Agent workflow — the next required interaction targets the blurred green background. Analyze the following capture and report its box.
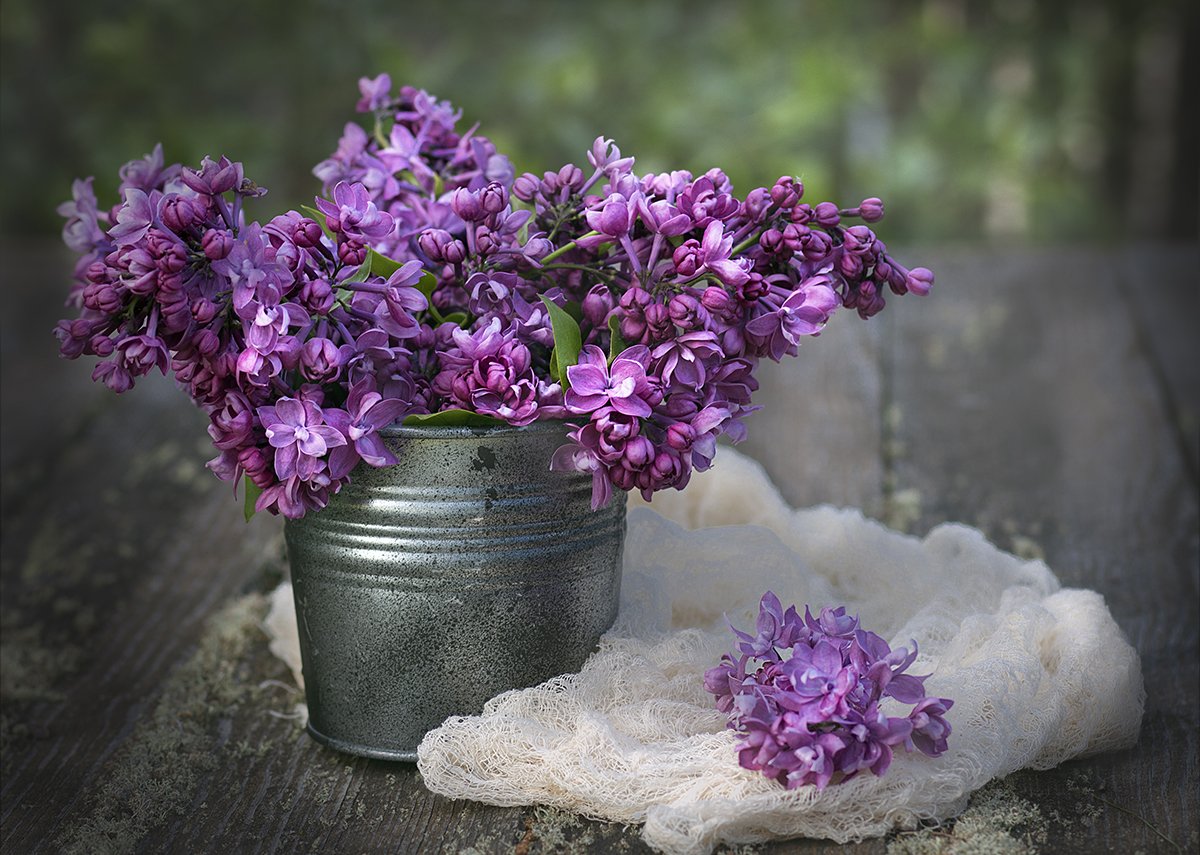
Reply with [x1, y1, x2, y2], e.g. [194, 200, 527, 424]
[2, 0, 1195, 242]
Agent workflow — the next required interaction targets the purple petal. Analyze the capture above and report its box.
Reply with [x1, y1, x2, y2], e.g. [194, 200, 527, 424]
[355, 432, 397, 467]
[273, 443, 298, 480]
[309, 424, 347, 448]
[275, 398, 305, 428]
[565, 363, 610, 396]
[609, 395, 652, 418]
[364, 399, 406, 430]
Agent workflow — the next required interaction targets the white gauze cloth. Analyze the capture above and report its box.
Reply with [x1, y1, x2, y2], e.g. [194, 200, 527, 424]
[265, 448, 1144, 854]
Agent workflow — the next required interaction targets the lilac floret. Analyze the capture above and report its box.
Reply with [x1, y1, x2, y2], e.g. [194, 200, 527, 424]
[564, 345, 657, 417]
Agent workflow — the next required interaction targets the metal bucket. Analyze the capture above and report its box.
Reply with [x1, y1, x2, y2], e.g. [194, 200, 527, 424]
[283, 421, 626, 761]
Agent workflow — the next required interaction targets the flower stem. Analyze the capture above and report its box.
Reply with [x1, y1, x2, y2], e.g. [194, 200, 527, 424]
[729, 232, 761, 258]
[540, 231, 599, 264]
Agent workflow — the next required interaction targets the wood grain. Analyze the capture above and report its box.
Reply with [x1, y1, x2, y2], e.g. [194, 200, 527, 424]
[2, 241, 1196, 854]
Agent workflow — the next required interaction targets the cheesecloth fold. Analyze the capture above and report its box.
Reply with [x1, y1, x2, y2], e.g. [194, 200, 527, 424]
[266, 448, 1143, 854]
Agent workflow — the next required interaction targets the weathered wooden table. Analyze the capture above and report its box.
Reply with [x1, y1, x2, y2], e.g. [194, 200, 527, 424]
[2, 242, 1196, 854]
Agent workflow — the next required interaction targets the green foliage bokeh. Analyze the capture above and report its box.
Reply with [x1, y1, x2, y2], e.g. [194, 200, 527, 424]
[1, 0, 1192, 241]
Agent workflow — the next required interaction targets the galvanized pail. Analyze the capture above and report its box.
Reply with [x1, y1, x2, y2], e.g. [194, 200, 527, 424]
[283, 421, 627, 761]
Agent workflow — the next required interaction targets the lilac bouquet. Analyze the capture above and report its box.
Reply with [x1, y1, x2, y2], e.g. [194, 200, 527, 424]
[705, 593, 953, 790]
[55, 74, 933, 519]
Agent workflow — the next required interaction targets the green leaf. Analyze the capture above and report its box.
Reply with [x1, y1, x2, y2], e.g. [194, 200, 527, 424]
[243, 479, 262, 523]
[607, 314, 629, 364]
[366, 248, 402, 278]
[344, 260, 372, 284]
[402, 409, 508, 427]
[539, 295, 583, 389]
[442, 311, 469, 327]
[414, 270, 439, 301]
[299, 205, 335, 241]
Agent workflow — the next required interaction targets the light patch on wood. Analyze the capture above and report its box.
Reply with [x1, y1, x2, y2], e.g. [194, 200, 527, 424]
[56, 593, 269, 855]
[887, 778, 1049, 855]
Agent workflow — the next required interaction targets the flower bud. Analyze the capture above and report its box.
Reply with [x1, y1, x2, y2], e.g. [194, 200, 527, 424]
[843, 225, 877, 257]
[759, 228, 785, 254]
[789, 203, 813, 225]
[443, 239, 467, 265]
[701, 286, 736, 317]
[191, 297, 217, 324]
[610, 465, 637, 492]
[668, 294, 705, 330]
[89, 334, 115, 357]
[619, 286, 653, 314]
[813, 202, 840, 227]
[666, 422, 695, 451]
[905, 267, 934, 297]
[160, 195, 197, 232]
[475, 227, 500, 256]
[338, 240, 367, 266]
[300, 337, 342, 382]
[512, 173, 540, 202]
[238, 446, 273, 487]
[83, 281, 123, 314]
[651, 449, 686, 486]
[417, 228, 448, 261]
[587, 195, 632, 237]
[202, 228, 234, 261]
[858, 197, 884, 223]
[275, 335, 303, 369]
[479, 182, 508, 214]
[736, 272, 769, 302]
[293, 217, 325, 248]
[450, 187, 484, 222]
[194, 328, 221, 357]
[644, 303, 672, 340]
[540, 171, 562, 195]
[581, 284, 614, 327]
[558, 163, 584, 190]
[85, 260, 110, 285]
[839, 251, 864, 279]
[672, 240, 702, 278]
[781, 223, 807, 251]
[620, 314, 647, 344]
[300, 278, 335, 314]
[744, 186, 772, 221]
[799, 229, 832, 262]
[521, 236, 552, 260]
[623, 436, 655, 469]
[770, 176, 803, 208]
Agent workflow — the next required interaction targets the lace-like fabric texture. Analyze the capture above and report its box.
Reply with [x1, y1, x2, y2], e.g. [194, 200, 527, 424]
[266, 449, 1143, 854]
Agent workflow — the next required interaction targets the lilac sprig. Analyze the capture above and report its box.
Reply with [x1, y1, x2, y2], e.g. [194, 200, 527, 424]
[704, 592, 953, 790]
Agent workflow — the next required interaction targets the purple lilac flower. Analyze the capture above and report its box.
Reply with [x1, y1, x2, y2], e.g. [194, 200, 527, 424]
[705, 592, 953, 790]
[564, 345, 657, 417]
[326, 378, 407, 477]
[745, 277, 840, 361]
[258, 398, 347, 481]
[357, 73, 393, 112]
[54, 81, 933, 521]
[315, 181, 395, 243]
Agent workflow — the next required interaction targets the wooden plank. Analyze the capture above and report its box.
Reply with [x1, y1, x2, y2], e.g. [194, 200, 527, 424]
[1120, 244, 1200, 481]
[888, 245, 1199, 853]
[0, 382, 284, 853]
